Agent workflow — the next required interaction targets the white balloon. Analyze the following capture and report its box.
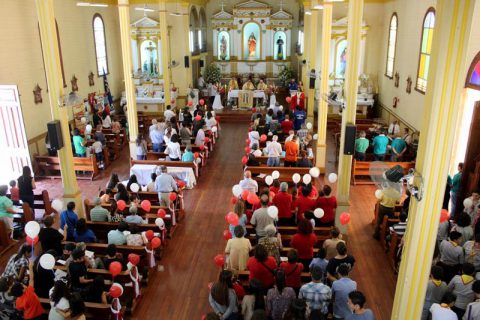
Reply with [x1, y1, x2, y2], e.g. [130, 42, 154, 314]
[292, 173, 301, 184]
[253, 150, 262, 157]
[375, 189, 384, 200]
[265, 175, 274, 186]
[130, 183, 140, 193]
[272, 170, 280, 179]
[232, 184, 242, 197]
[328, 173, 338, 183]
[279, 105, 284, 111]
[80, 117, 86, 124]
[267, 206, 279, 219]
[306, 122, 313, 130]
[463, 198, 473, 209]
[25, 221, 40, 238]
[313, 134, 318, 140]
[155, 218, 165, 229]
[268, 132, 273, 136]
[85, 124, 93, 134]
[39, 253, 55, 270]
[51, 199, 63, 212]
[309, 167, 320, 178]
[211, 126, 218, 133]
[314, 208, 325, 219]
[303, 174, 312, 185]
[196, 158, 202, 164]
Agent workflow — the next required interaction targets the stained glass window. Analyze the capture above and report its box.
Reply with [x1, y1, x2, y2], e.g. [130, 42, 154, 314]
[385, 13, 398, 78]
[466, 56, 480, 89]
[93, 15, 108, 76]
[416, 9, 435, 93]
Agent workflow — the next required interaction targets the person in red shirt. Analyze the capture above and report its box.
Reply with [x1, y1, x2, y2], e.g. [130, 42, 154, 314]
[280, 249, 304, 294]
[316, 185, 337, 226]
[273, 182, 293, 224]
[9, 180, 20, 205]
[295, 186, 316, 220]
[269, 179, 280, 195]
[290, 219, 317, 272]
[247, 244, 277, 289]
[10, 261, 45, 320]
[281, 114, 294, 135]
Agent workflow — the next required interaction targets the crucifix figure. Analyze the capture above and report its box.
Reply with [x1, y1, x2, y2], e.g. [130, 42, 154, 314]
[145, 41, 157, 75]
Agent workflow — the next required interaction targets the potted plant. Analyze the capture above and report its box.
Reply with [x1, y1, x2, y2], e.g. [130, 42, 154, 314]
[204, 64, 222, 84]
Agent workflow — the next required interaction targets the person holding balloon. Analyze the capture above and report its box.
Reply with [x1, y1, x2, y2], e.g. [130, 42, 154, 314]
[10, 260, 45, 320]
[32, 250, 57, 298]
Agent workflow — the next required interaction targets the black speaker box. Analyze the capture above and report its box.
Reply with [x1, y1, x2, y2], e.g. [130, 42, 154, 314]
[184, 56, 189, 68]
[199, 60, 204, 67]
[47, 120, 64, 150]
[343, 124, 356, 155]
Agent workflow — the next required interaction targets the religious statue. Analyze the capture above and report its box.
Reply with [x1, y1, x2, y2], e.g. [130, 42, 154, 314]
[248, 32, 257, 58]
[406, 76, 412, 94]
[339, 48, 347, 77]
[220, 35, 228, 60]
[394, 72, 400, 88]
[33, 84, 42, 104]
[276, 36, 284, 60]
[242, 79, 255, 90]
[88, 72, 95, 87]
[71, 75, 78, 92]
[228, 78, 239, 90]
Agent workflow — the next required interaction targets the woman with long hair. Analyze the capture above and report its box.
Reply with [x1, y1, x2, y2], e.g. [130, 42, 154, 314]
[106, 173, 120, 191]
[18, 166, 36, 212]
[229, 199, 247, 237]
[108, 201, 124, 223]
[209, 270, 239, 320]
[126, 174, 139, 192]
[165, 134, 182, 161]
[136, 134, 148, 160]
[85, 276, 107, 304]
[114, 183, 130, 204]
[33, 250, 57, 298]
[69, 293, 86, 320]
[1, 244, 32, 283]
[266, 269, 296, 320]
[49, 280, 71, 320]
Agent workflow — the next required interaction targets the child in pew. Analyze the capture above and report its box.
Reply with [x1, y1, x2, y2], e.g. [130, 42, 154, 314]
[95, 244, 125, 271]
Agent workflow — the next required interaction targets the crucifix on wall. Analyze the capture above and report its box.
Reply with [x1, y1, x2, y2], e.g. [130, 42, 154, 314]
[394, 72, 399, 88]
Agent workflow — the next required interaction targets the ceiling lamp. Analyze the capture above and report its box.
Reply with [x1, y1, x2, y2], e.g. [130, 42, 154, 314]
[135, 6, 155, 13]
[76, 2, 108, 7]
[305, 11, 312, 15]
[313, 5, 324, 10]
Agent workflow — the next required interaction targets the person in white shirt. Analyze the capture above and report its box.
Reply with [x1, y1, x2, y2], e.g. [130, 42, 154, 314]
[164, 124, 177, 144]
[195, 125, 206, 146]
[265, 135, 282, 167]
[149, 119, 158, 133]
[149, 124, 165, 153]
[164, 105, 176, 122]
[429, 292, 458, 320]
[403, 127, 412, 145]
[205, 112, 217, 130]
[165, 134, 182, 161]
[91, 136, 104, 169]
[146, 173, 157, 192]
[388, 120, 400, 136]
[102, 114, 112, 129]
[239, 170, 258, 194]
[248, 131, 260, 148]
[285, 130, 300, 147]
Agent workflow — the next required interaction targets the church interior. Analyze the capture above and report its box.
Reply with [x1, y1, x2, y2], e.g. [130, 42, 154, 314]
[1, 0, 480, 319]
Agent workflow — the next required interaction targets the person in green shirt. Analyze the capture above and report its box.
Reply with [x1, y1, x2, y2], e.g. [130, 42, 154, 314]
[390, 135, 407, 161]
[354, 131, 369, 161]
[0, 185, 16, 240]
[372, 129, 389, 161]
[72, 128, 86, 157]
[182, 147, 195, 162]
[450, 162, 463, 217]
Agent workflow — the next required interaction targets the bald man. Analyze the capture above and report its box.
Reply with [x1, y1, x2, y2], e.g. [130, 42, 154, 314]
[239, 170, 258, 194]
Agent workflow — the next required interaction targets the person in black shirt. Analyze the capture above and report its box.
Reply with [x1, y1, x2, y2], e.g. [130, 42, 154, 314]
[38, 216, 66, 256]
[100, 244, 124, 270]
[17, 166, 36, 212]
[182, 107, 193, 126]
[33, 250, 57, 298]
[326, 242, 356, 283]
[69, 248, 93, 292]
[85, 275, 107, 304]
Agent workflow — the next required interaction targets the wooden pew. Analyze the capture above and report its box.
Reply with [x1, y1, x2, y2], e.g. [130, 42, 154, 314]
[130, 159, 199, 180]
[389, 231, 403, 272]
[34, 155, 99, 180]
[351, 159, 415, 185]
[7, 189, 53, 217]
[102, 127, 127, 146]
[245, 166, 314, 185]
[146, 150, 205, 171]
[246, 233, 328, 247]
[104, 134, 120, 160]
[39, 298, 115, 319]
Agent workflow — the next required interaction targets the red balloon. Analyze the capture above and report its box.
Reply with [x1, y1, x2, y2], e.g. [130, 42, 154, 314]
[200, 145, 206, 151]
[214, 254, 225, 267]
[247, 193, 257, 205]
[109, 284, 123, 298]
[157, 208, 166, 219]
[260, 134, 267, 142]
[241, 190, 250, 201]
[226, 212, 239, 226]
[171, 99, 176, 104]
[187, 100, 193, 106]
[117, 200, 126, 211]
[109, 261, 122, 277]
[128, 253, 140, 266]
[286, 96, 292, 103]
[231, 196, 238, 205]
[245, 138, 251, 145]
[199, 99, 205, 106]
[194, 152, 199, 159]
[151, 237, 161, 249]
[340, 212, 351, 225]
[241, 156, 248, 165]
[223, 229, 232, 240]
[269, 191, 275, 199]
[177, 180, 186, 188]
[245, 147, 251, 153]
[205, 138, 210, 144]
[252, 108, 257, 113]
[169, 192, 177, 201]
[440, 209, 449, 223]
[145, 230, 155, 241]
[141, 200, 151, 212]
[195, 115, 202, 121]
[26, 236, 38, 246]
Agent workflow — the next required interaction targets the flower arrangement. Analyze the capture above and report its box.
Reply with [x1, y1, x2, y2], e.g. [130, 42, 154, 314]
[204, 64, 222, 84]
[278, 67, 295, 87]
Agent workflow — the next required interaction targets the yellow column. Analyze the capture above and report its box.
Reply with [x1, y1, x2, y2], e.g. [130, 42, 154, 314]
[392, 1, 475, 318]
[35, 0, 83, 216]
[118, 0, 139, 160]
[181, 2, 192, 89]
[159, 1, 171, 106]
[335, 0, 363, 232]
[306, 9, 318, 123]
[315, 3, 332, 172]
[301, 11, 311, 96]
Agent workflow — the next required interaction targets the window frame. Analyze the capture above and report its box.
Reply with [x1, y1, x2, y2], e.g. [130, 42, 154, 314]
[465, 51, 480, 91]
[92, 14, 109, 77]
[415, 7, 436, 94]
[384, 13, 398, 79]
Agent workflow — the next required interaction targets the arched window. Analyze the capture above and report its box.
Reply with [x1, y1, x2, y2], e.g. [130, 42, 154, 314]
[93, 14, 108, 76]
[385, 13, 398, 79]
[465, 51, 480, 90]
[416, 8, 435, 93]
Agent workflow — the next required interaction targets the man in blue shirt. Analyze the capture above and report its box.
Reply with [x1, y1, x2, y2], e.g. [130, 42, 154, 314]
[332, 264, 357, 319]
[293, 106, 306, 131]
[60, 201, 79, 241]
[149, 125, 164, 153]
[372, 129, 389, 161]
[299, 266, 332, 318]
[288, 78, 298, 92]
[390, 135, 407, 161]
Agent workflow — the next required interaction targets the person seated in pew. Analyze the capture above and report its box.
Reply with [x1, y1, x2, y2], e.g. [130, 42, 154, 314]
[73, 219, 97, 243]
[107, 222, 129, 245]
[247, 244, 277, 290]
[273, 182, 293, 225]
[146, 173, 157, 192]
[48, 279, 70, 320]
[155, 165, 179, 207]
[354, 131, 369, 161]
[316, 185, 337, 227]
[32, 250, 56, 298]
[290, 219, 317, 272]
[150, 124, 165, 153]
[298, 266, 331, 319]
[266, 269, 296, 320]
[69, 292, 87, 320]
[94, 125, 106, 146]
[125, 206, 146, 224]
[69, 248, 94, 293]
[326, 242, 356, 283]
[251, 194, 276, 239]
[309, 248, 329, 279]
[0, 276, 16, 317]
[390, 134, 407, 162]
[60, 202, 79, 241]
[85, 276, 108, 304]
[269, 179, 281, 196]
[296, 150, 312, 168]
[126, 224, 146, 246]
[225, 225, 252, 271]
[106, 173, 120, 192]
[294, 186, 316, 221]
[182, 147, 195, 163]
[39, 216, 66, 256]
[258, 225, 281, 264]
[180, 123, 193, 147]
[96, 244, 124, 271]
[280, 249, 304, 294]
[107, 201, 124, 223]
[114, 183, 130, 204]
[10, 261, 45, 320]
[60, 243, 76, 267]
[239, 171, 259, 195]
[90, 197, 109, 222]
[126, 174, 139, 193]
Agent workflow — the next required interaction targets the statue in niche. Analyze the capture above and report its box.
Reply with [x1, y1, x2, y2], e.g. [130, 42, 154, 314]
[88, 72, 95, 87]
[33, 84, 42, 104]
[394, 72, 399, 88]
[406, 76, 412, 94]
[248, 32, 257, 58]
[71, 75, 78, 92]
[339, 48, 347, 77]
[276, 36, 284, 60]
[220, 35, 228, 60]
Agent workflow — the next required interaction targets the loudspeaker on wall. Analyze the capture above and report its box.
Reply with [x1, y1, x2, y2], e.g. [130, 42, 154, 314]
[47, 120, 64, 150]
[184, 56, 189, 68]
[343, 124, 357, 155]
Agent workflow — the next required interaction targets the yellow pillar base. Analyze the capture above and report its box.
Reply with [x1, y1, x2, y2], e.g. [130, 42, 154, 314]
[315, 143, 327, 170]
[335, 202, 350, 234]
